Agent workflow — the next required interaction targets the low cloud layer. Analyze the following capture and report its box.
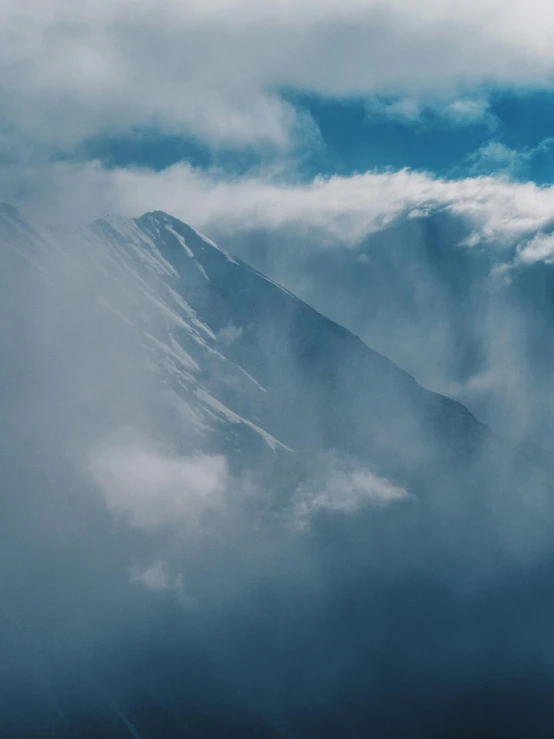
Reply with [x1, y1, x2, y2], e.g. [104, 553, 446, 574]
[10, 160, 554, 266]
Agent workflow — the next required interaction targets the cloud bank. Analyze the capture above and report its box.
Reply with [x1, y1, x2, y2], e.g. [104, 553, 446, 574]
[11, 160, 554, 266]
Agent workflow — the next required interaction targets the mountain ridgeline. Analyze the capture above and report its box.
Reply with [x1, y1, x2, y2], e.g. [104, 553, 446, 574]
[2, 204, 554, 738]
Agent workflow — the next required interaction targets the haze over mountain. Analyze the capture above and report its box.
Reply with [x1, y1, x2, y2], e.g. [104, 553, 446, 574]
[5, 0, 554, 735]
[214, 206, 554, 452]
[2, 203, 554, 737]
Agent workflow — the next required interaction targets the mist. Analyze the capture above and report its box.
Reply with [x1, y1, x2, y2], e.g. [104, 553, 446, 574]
[2, 204, 554, 739]
[215, 207, 554, 451]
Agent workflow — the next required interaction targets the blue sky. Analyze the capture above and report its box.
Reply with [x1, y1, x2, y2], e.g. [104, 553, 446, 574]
[79, 88, 554, 184]
[305, 90, 554, 183]
[3, 0, 554, 247]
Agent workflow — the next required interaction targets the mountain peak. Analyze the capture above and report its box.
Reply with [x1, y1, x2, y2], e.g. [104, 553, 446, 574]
[138, 210, 201, 238]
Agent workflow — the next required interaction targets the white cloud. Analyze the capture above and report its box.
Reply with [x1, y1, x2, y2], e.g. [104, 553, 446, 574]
[87, 440, 228, 530]
[290, 454, 409, 530]
[12, 159, 554, 268]
[517, 232, 554, 264]
[3, 0, 554, 154]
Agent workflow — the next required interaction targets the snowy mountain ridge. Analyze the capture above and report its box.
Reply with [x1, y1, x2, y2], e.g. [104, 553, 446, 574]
[2, 202, 554, 738]
[1, 202, 546, 484]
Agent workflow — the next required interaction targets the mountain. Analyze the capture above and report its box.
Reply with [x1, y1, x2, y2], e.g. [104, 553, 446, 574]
[216, 209, 554, 449]
[2, 204, 554, 738]
[0, 203, 495, 482]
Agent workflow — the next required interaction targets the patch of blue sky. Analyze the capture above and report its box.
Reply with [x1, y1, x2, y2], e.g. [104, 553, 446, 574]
[75, 88, 554, 186]
[78, 129, 264, 175]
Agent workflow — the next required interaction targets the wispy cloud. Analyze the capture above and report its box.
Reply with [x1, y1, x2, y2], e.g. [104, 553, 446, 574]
[12, 160, 554, 269]
[365, 94, 496, 128]
[290, 453, 409, 531]
[130, 560, 185, 592]
[463, 138, 554, 179]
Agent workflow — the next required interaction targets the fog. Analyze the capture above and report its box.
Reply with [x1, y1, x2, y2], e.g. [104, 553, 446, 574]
[2, 205, 554, 738]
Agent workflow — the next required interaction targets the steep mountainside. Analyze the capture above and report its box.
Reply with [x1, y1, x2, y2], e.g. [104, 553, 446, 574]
[217, 210, 554, 449]
[2, 204, 554, 738]
[0, 202, 504, 485]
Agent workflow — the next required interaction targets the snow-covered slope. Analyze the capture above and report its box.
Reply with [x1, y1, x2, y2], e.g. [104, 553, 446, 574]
[219, 210, 554, 451]
[2, 203, 554, 739]
[2, 201, 552, 537]
[0, 203, 490, 471]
